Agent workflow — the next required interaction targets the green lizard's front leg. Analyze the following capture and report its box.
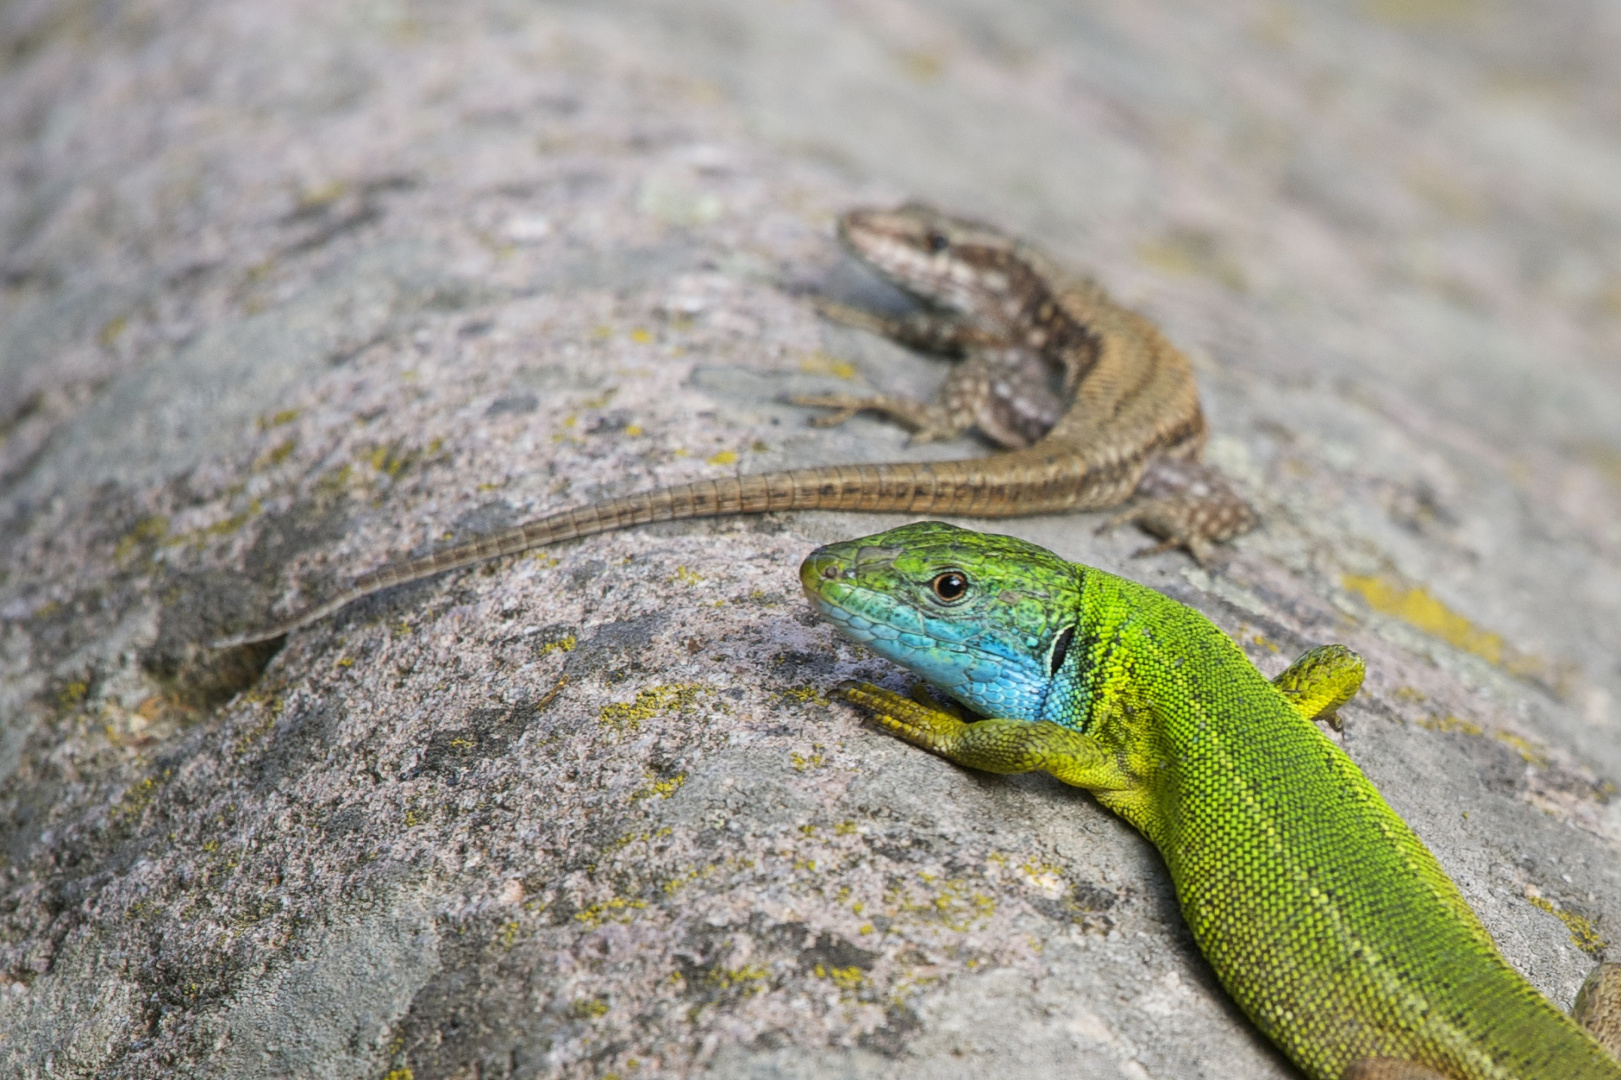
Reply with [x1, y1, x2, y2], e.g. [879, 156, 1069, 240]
[835, 681, 1134, 791]
[1272, 643, 1364, 730]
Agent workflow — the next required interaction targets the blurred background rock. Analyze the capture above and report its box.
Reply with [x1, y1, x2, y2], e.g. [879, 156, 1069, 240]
[2, 2, 1619, 1077]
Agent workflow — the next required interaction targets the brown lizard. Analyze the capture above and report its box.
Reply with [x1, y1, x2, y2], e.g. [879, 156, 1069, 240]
[211, 204, 1254, 648]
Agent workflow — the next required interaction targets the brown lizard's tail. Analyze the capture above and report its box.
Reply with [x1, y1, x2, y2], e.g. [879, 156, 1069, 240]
[210, 453, 1135, 648]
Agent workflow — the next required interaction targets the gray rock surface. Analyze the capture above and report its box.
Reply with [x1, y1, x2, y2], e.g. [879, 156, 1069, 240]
[2, 0, 1620, 1077]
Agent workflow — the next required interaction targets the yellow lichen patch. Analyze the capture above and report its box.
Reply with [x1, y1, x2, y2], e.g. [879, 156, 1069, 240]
[1416, 714, 1548, 767]
[814, 963, 867, 993]
[314, 463, 352, 499]
[1016, 858, 1066, 898]
[630, 773, 686, 802]
[799, 353, 857, 380]
[574, 897, 648, 928]
[196, 500, 263, 541]
[98, 315, 129, 348]
[624, 424, 644, 437]
[1137, 230, 1247, 292]
[894, 48, 943, 83]
[297, 180, 348, 209]
[604, 826, 673, 855]
[779, 686, 829, 707]
[366, 444, 417, 478]
[260, 407, 301, 430]
[257, 438, 297, 468]
[110, 512, 165, 564]
[1343, 573, 1569, 694]
[629, 328, 653, 344]
[669, 565, 703, 586]
[706, 449, 738, 466]
[1344, 574, 1506, 663]
[1247, 632, 1280, 654]
[382, 1068, 413, 1080]
[111, 770, 172, 826]
[1527, 892, 1608, 956]
[790, 746, 828, 771]
[57, 679, 90, 710]
[1416, 713, 1485, 738]
[886, 873, 997, 933]
[598, 683, 707, 733]
[570, 995, 610, 1019]
[537, 634, 576, 656]
[708, 964, 770, 996]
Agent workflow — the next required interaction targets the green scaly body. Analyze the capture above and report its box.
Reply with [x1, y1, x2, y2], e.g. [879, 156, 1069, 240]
[800, 521, 1620, 1080]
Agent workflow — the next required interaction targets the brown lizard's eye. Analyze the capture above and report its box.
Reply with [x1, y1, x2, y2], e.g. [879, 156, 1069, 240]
[930, 571, 969, 602]
[924, 229, 950, 252]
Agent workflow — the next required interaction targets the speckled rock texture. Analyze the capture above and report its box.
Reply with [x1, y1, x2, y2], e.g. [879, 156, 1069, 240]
[3, 1, 1620, 1077]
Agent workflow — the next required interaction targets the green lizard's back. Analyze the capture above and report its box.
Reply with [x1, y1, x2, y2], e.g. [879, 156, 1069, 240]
[1088, 575, 1620, 1080]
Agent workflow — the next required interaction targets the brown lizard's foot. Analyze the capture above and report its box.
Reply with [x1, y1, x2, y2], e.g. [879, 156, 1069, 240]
[1575, 961, 1621, 1059]
[788, 391, 969, 443]
[1100, 456, 1256, 563]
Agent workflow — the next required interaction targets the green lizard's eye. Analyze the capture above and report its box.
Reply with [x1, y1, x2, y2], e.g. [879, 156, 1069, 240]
[930, 571, 969, 603]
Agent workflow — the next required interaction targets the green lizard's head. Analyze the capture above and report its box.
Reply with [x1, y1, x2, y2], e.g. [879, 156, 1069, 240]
[800, 521, 1086, 723]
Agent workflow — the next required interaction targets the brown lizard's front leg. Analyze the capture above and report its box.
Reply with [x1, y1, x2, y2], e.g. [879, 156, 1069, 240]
[791, 350, 1064, 448]
[793, 302, 1066, 448]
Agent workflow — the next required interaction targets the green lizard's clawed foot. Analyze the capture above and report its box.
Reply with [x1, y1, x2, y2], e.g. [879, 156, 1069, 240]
[835, 680, 971, 750]
[1272, 644, 1365, 732]
[834, 680, 1131, 791]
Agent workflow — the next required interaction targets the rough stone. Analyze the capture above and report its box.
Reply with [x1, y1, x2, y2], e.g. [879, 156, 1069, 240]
[2, 1, 1620, 1077]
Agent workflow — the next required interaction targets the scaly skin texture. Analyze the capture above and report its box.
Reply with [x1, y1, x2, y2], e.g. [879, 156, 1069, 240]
[800, 521, 1621, 1080]
[213, 204, 1251, 647]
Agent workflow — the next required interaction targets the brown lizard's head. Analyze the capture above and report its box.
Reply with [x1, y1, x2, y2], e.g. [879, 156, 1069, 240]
[838, 203, 1051, 330]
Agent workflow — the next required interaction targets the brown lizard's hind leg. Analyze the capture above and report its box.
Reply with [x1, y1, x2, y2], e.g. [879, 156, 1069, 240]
[1099, 456, 1256, 564]
[1271, 644, 1365, 731]
[1575, 962, 1621, 1059]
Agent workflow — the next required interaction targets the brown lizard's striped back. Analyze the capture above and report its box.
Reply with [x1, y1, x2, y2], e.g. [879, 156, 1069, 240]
[210, 207, 1210, 648]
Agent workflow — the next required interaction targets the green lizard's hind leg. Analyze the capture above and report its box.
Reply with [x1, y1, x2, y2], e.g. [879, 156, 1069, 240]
[1575, 962, 1621, 1059]
[1272, 644, 1365, 732]
[834, 681, 1132, 791]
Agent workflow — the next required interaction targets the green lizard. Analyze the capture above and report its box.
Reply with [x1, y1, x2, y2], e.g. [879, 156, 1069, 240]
[799, 520, 1621, 1080]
